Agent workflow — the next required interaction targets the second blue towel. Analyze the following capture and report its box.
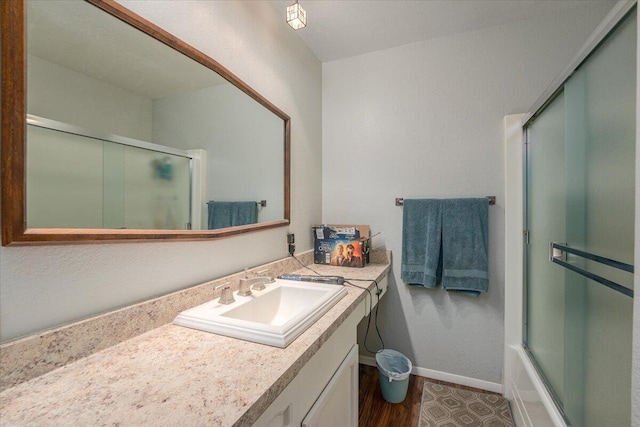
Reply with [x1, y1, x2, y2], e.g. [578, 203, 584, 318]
[441, 198, 489, 297]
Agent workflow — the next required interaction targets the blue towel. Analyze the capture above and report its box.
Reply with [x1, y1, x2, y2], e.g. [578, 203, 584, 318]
[401, 199, 443, 288]
[207, 201, 258, 230]
[441, 198, 489, 296]
[230, 201, 258, 227]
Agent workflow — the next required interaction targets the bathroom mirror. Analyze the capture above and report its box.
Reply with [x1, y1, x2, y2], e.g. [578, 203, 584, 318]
[1, 0, 290, 245]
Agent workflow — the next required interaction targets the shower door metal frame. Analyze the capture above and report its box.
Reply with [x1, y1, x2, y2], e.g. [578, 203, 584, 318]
[522, 0, 637, 128]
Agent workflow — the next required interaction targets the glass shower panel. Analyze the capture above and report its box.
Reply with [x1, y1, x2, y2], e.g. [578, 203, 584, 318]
[577, 9, 636, 280]
[26, 125, 104, 228]
[103, 142, 125, 229]
[122, 146, 191, 230]
[526, 9, 635, 426]
[525, 92, 567, 404]
[564, 9, 636, 427]
[25, 124, 192, 230]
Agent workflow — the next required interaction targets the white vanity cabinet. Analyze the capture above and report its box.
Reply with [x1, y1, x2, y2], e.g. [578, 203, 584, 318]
[301, 345, 358, 427]
[253, 301, 364, 427]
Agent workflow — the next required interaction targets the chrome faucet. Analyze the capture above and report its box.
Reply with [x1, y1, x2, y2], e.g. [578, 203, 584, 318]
[215, 282, 235, 305]
[239, 268, 275, 293]
[238, 276, 253, 296]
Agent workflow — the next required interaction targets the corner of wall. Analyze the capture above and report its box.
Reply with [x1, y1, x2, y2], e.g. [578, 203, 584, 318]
[503, 113, 525, 397]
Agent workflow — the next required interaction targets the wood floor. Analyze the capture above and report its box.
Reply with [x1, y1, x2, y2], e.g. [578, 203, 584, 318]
[358, 363, 425, 427]
[358, 364, 501, 427]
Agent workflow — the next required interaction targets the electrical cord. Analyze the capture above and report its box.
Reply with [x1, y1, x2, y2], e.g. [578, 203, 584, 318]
[344, 278, 385, 352]
[344, 279, 385, 353]
[290, 253, 385, 353]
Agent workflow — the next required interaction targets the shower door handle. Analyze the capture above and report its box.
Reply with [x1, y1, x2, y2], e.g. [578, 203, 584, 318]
[548, 242, 567, 262]
[549, 242, 634, 298]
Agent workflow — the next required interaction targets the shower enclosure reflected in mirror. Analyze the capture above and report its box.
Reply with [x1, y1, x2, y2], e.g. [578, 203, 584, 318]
[1, 0, 290, 244]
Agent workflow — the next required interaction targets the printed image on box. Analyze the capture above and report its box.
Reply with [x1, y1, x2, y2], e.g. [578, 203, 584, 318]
[313, 225, 369, 268]
[328, 241, 364, 267]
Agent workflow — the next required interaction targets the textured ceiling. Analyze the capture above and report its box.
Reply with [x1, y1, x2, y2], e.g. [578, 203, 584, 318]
[270, 0, 617, 62]
[28, 1, 617, 92]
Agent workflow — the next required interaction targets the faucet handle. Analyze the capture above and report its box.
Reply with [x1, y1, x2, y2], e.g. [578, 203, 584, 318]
[252, 280, 267, 291]
[215, 282, 235, 305]
[214, 281, 231, 290]
[252, 275, 275, 291]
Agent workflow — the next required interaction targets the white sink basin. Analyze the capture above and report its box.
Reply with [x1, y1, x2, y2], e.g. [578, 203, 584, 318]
[173, 279, 348, 348]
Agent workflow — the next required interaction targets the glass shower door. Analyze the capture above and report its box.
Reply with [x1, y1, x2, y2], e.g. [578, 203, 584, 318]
[121, 145, 191, 230]
[27, 123, 192, 230]
[525, 8, 635, 426]
[102, 142, 191, 229]
[526, 91, 567, 408]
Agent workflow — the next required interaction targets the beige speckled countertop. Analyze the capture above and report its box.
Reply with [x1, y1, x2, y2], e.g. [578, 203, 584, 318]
[0, 254, 390, 426]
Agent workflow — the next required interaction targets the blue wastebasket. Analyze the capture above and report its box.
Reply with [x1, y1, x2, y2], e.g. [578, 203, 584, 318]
[375, 349, 412, 403]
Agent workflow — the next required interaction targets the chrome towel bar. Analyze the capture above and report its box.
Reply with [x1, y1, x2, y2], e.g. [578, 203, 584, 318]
[395, 196, 496, 206]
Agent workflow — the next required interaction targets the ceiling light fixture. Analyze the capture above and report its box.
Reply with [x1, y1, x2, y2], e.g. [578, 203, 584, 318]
[286, 0, 306, 30]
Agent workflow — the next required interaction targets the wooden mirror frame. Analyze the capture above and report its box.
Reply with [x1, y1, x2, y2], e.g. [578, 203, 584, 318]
[1, 0, 290, 245]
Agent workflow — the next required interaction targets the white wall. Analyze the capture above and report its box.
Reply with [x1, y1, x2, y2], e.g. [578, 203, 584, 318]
[323, 4, 613, 384]
[27, 54, 153, 141]
[0, 0, 322, 342]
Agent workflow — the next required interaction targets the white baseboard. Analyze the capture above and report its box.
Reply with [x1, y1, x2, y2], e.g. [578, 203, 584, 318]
[359, 355, 503, 394]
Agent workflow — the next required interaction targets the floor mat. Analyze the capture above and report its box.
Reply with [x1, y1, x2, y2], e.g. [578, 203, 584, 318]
[419, 381, 513, 427]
